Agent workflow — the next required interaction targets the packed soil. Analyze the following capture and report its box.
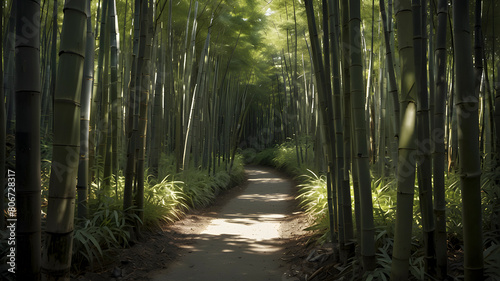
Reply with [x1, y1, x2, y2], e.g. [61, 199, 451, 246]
[72, 166, 320, 281]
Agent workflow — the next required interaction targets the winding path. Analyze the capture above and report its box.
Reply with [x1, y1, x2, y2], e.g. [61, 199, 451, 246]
[149, 166, 299, 281]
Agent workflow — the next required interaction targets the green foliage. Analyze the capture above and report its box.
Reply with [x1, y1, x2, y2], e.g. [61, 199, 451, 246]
[35, 147, 247, 272]
[296, 171, 329, 242]
[481, 161, 500, 280]
[372, 177, 396, 235]
[296, 171, 328, 216]
[295, 170, 335, 245]
[229, 155, 247, 185]
[250, 147, 277, 166]
[180, 156, 245, 209]
[158, 152, 178, 181]
[445, 173, 465, 238]
[292, 158, 500, 279]
[481, 161, 500, 233]
[271, 138, 314, 176]
[241, 148, 258, 164]
[143, 175, 187, 229]
[273, 141, 298, 172]
[483, 242, 500, 279]
[72, 200, 139, 269]
[333, 229, 427, 280]
[40, 137, 53, 210]
[272, 142, 298, 171]
[181, 169, 219, 208]
[442, 164, 500, 242]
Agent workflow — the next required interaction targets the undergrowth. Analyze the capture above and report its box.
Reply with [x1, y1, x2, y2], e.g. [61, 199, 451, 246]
[72, 199, 140, 270]
[253, 138, 500, 280]
[143, 175, 187, 228]
[70, 154, 246, 269]
[246, 137, 315, 177]
[0, 150, 247, 276]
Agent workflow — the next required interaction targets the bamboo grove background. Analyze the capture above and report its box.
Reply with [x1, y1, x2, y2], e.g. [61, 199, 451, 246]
[0, 0, 499, 280]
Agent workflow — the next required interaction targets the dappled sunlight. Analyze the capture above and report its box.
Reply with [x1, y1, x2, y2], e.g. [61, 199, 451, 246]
[247, 177, 286, 182]
[237, 192, 291, 202]
[217, 213, 287, 225]
[175, 232, 283, 254]
[150, 167, 294, 280]
[246, 169, 271, 176]
[399, 102, 417, 148]
[202, 215, 283, 242]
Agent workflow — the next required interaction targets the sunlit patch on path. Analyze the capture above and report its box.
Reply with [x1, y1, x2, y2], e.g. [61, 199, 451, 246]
[149, 167, 295, 281]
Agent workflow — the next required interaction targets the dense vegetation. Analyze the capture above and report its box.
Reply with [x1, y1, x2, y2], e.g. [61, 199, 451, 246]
[0, 0, 499, 280]
[247, 140, 500, 279]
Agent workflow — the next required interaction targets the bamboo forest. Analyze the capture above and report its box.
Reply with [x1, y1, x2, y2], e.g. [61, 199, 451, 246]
[1, 0, 499, 280]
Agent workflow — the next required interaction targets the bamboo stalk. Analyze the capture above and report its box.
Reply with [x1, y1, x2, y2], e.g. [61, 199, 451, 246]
[134, 0, 153, 234]
[0, 0, 4, 232]
[379, 0, 400, 141]
[77, 0, 95, 221]
[15, 0, 41, 279]
[109, 0, 120, 188]
[413, 0, 436, 274]
[391, 0, 418, 278]
[42, 0, 88, 279]
[349, 0, 376, 270]
[453, 1, 484, 279]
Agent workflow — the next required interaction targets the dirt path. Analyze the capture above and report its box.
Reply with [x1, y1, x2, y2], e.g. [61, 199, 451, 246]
[74, 166, 310, 281]
[149, 166, 305, 281]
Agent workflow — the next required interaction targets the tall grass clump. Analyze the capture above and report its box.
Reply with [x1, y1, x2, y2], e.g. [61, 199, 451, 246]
[271, 138, 314, 177]
[228, 154, 246, 185]
[295, 171, 330, 242]
[72, 198, 139, 270]
[272, 141, 298, 172]
[143, 175, 187, 229]
[181, 169, 219, 208]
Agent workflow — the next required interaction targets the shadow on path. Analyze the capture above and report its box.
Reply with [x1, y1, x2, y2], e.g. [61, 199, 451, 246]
[149, 167, 298, 281]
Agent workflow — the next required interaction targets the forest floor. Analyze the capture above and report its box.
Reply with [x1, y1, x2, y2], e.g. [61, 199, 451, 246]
[70, 165, 492, 281]
[73, 166, 326, 281]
